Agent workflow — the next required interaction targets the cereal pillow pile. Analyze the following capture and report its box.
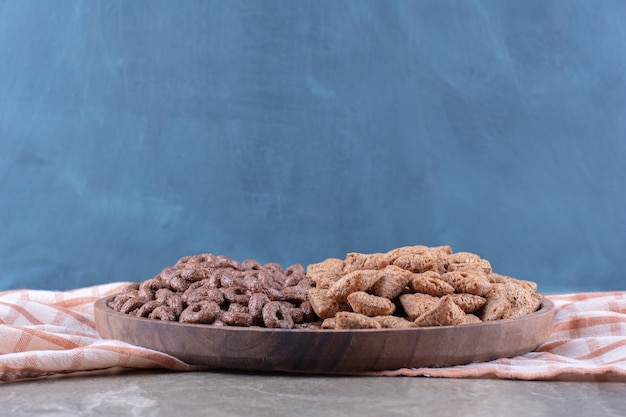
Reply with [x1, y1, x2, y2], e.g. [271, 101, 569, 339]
[306, 245, 543, 329]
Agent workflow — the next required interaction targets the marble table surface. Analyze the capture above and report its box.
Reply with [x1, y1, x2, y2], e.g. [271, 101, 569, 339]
[1, 370, 625, 417]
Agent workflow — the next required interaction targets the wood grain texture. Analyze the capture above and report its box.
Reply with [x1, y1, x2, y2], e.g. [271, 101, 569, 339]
[94, 296, 555, 374]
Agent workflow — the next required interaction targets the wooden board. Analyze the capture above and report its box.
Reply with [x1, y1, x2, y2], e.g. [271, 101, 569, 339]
[94, 296, 555, 374]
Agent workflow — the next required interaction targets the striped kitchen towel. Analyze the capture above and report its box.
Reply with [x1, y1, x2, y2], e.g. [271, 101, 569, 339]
[0, 282, 198, 382]
[0, 284, 625, 382]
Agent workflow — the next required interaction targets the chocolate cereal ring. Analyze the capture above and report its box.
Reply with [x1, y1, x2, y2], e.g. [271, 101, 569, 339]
[148, 305, 177, 321]
[262, 301, 295, 329]
[107, 292, 135, 311]
[285, 263, 305, 276]
[242, 271, 265, 293]
[138, 277, 163, 300]
[300, 301, 316, 322]
[120, 296, 144, 315]
[215, 254, 241, 269]
[138, 286, 156, 302]
[289, 305, 305, 323]
[155, 288, 175, 301]
[259, 270, 282, 290]
[135, 300, 163, 318]
[263, 262, 285, 278]
[219, 272, 245, 288]
[248, 292, 270, 323]
[166, 293, 184, 316]
[221, 286, 251, 304]
[158, 267, 179, 285]
[240, 259, 263, 270]
[179, 267, 212, 282]
[221, 310, 254, 327]
[282, 284, 309, 302]
[179, 301, 221, 324]
[168, 275, 192, 292]
[182, 285, 224, 306]
[121, 283, 140, 293]
[227, 303, 249, 314]
[263, 286, 286, 301]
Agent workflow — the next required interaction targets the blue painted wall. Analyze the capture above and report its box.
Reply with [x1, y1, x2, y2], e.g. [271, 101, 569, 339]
[1, 1, 624, 292]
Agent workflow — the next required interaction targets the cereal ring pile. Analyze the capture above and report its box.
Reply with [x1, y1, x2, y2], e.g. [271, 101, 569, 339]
[306, 245, 543, 329]
[107, 254, 318, 329]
